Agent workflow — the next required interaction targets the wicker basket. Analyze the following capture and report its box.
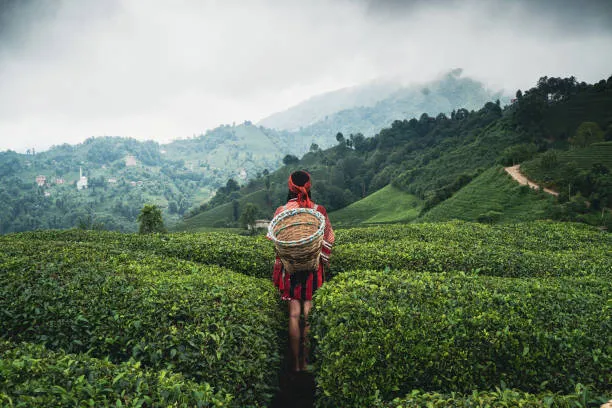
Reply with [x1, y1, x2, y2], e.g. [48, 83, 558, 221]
[267, 207, 326, 274]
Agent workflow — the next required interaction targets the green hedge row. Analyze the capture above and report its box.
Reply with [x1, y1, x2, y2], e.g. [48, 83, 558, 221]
[3, 229, 275, 279]
[0, 341, 232, 407]
[0, 239, 283, 407]
[334, 221, 610, 253]
[5, 221, 610, 281]
[374, 387, 611, 408]
[331, 239, 611, 279]
[311, 270, 611, 407]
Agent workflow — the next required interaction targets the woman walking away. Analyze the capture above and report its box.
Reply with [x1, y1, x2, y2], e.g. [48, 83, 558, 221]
[271, 170, 334, 372]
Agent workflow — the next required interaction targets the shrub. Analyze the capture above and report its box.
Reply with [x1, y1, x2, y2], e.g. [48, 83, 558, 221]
[0, 239, 282, 406]
[374, 387, 611, 408]
[4, 229, 275, 279]
[330, 222, 611, 279]
[0, 341, 232, 407]
[311, 270, 611, 407]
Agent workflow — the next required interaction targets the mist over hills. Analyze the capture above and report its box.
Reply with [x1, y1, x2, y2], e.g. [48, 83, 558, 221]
[258, 79, 401, 130]
[259, 70, 507, 139]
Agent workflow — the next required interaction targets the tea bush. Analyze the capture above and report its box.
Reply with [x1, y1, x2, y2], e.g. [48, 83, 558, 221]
[5, 229, 275, 279]
[0, 239, 282, 407]
[7, 221, 610, 281]
[311, 270, 611, 407]
[373, 387, 611, 408]
[331, 221, 611, 279]
[0, 340, 233, 407]
[331, 240, 611, 278]
[334, 220, 609, 252]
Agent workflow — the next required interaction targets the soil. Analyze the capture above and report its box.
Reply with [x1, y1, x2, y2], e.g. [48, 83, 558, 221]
[504, 165, 559, 196]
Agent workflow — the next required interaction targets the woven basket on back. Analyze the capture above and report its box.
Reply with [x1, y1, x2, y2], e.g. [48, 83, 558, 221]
[267, 207, 326, 274]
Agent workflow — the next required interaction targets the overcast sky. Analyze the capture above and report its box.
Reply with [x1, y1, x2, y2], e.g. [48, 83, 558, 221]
[0, 0, 611, 153]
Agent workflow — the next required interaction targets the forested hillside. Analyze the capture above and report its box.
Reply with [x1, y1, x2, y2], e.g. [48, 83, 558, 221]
[185, 75, 612, 230]
[0, 126, 294, 233]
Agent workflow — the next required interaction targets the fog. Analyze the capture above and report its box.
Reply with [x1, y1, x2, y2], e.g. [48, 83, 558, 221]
[1, 0, 611, 152]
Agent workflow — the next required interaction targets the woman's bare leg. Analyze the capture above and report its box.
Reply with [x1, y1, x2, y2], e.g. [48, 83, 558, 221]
[301, 300, 312, 370]
[288, 299, 302, 371]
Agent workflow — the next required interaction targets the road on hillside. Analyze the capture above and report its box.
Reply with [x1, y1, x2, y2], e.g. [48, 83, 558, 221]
[504, 165, 559, 196]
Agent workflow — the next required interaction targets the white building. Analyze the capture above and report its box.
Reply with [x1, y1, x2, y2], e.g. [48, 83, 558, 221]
[77, 167, 88, 190]
[248, 219, 270, 231]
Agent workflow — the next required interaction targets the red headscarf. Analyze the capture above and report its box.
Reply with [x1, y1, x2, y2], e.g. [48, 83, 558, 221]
[288, 171, 313, 208]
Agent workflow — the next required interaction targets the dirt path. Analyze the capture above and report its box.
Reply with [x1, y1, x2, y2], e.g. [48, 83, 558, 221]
[504, 165, 559, 196]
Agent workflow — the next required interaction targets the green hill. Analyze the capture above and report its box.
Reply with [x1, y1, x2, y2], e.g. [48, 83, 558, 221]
[330, 185, 421, 226]
[420, 166, 558, 223]
[191, 74, 612, 231]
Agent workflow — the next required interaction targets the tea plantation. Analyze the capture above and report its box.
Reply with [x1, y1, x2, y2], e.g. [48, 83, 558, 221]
[1, 221, 610, 407]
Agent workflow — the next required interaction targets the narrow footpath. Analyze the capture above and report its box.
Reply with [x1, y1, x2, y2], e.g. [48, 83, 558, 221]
[504, 165, 559, 196]
[270, 342, 315, 408]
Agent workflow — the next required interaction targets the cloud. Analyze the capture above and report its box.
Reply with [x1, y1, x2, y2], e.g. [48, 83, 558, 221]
[364, 0, 612, 36]
[0, 0, 610, 152]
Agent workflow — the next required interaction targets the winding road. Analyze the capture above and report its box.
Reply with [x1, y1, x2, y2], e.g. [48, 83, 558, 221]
[504, 165, 559, 196]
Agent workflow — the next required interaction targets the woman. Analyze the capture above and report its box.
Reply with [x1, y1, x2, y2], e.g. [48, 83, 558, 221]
[271, 170, 334, 372]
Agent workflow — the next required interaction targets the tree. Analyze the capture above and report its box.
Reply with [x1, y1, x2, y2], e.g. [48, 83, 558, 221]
[336, 132, 345, 144]
[225, 178, 240, 192]
[569, 122, 604, 148]
[516, 90, 523, 100]
[232, 200, 239, 221]
[137, 204, 166, 234]
[283, 154, 299, 166]
[240, 203, 258, 233]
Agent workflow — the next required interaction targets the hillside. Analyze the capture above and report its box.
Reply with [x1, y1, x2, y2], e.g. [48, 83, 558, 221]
[330, 185, 420, 226]
[295, 71, 505, 142]
[186, 74, 612, 231]
[264, 70, 507, 148]
[419, 166, 558, 223]
[0, 123, 310, 233]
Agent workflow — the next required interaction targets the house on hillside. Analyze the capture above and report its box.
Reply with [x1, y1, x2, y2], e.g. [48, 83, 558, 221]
[35, 175, 46, 186]
[107, 177, 117, 184]
[54, 178, 65, 185]
[248, 219, 270, 231]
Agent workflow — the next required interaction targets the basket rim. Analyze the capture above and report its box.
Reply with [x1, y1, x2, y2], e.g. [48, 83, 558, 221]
[267, 207, 325, 246]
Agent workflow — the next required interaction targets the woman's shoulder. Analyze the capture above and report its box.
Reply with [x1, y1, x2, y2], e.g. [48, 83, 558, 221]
[314, 203, 328, 215]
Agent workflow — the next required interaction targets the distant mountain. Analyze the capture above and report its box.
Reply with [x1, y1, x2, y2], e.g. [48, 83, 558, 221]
[259, 70, 508, 145]
[258, 79, 400, 130]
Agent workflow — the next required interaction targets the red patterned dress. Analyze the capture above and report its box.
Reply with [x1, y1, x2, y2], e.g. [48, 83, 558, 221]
[271, 199, 335, 301]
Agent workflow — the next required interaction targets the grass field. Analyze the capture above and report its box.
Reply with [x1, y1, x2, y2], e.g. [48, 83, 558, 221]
[330, 184, 421, 226]
[420, 166, 557, 223]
